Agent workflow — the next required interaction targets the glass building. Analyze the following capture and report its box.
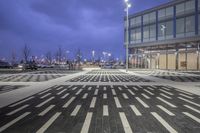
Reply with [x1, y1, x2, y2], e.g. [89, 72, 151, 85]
[125, 0, 200, 70]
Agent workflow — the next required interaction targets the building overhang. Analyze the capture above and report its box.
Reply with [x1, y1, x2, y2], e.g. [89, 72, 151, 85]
[127, 35, 200, 48]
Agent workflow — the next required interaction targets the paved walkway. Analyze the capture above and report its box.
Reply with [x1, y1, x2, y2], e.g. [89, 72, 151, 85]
[0, 69, 199, 133]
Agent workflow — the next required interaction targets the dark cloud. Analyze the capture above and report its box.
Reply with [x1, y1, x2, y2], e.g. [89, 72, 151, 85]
[0, 0, 169, 60]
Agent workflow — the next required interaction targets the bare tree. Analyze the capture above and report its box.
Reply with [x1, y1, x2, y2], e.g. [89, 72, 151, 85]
[46, 51, 52, 65]
[55, 46, 63, 64]
[22, 44, 31, 63]
[76, 48, 82, 64]
[11, 50, 17, 65]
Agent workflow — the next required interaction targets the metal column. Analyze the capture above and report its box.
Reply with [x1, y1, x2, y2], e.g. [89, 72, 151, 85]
[175, 44, 179, 70]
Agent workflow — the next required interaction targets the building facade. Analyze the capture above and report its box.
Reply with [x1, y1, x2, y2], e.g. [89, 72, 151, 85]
[125, 0, 200, 70]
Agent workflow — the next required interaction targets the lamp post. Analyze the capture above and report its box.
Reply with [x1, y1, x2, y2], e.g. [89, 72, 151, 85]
[125, 0, 131, 72]
[92, 50, 95, 63]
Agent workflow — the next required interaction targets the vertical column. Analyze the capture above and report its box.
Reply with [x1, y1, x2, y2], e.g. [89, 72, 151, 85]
[166, 45, 168, 70]
[185, 44, 188, 70]
[173, 5, 176, 38]
[195, 0, 198, 35]
[175, 44, 179, 70]
[156, 10, 158, 40]
[197, 43, 200, 70]
[150, 48, 152, 69]
[141, 16, 144, 43]
[134, 49, 137, 68]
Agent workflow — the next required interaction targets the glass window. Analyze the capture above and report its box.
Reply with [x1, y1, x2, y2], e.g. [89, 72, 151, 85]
[136, 28, 141, 42]
[130, 18, 135, 27]
[185, 0, 195, 12]
[176, 18, 185, 37]
[166, 7, 173, 16]
[199, 0, 200, 10]
[176, 3, 184, 15]
[165, 21, 173, 38]
[150, 24, 156, 40]
[158, 22, 165, 40]
[143, 26, 149, 39]
[158, 9, 165, 18]
[135, 16, 141, 24]
[199, 14, 200, 34]
[149, 12, 156, 21]
[143, 14, 149, 24]
[130, 29, 136, 43]
[185, 15, 195, 36]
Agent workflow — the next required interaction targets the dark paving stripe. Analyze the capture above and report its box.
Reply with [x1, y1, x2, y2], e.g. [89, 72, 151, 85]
[0, 85, 199, 133]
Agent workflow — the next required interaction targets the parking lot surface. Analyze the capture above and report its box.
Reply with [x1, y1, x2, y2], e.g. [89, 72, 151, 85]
[0, 69, 199, 133]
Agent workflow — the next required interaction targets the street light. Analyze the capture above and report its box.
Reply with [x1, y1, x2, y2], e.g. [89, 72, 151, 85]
[161, 24, 166, 38]
[124, 0, 131, 72]
[92, 50, 95, 63]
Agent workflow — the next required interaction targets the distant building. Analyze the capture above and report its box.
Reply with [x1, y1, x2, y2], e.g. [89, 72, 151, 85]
[124, 0, 200, 70]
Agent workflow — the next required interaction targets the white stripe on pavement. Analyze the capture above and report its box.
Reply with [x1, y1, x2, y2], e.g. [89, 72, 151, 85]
[118, 87, 122, 90]
[72, 87, 77, 90]
[36, 112, 61, 133]
[144, 89, 154, 95]
[179, 93, 194, 99]
[157, 105, 175, 116]
[151, 112, 177, 133]
[38, 105, 55, 116]
[160, 93, 172, 99]
[161, 87, 170, 91]
[160, 89, 173, 96]
[128, 89, 135, 95]
[6, 105, 29, 116]
[103, 105, 109, 116]
[183, 112, 200, 123]
[61, 93, 69, 99]
[175, 89, 193, 95]
[103, 87, 107, 91]
[63, 97, 76, 108]
[88, 87, 92, 90]
[94, 89, 98, 95]
[39, 89, 51, 95]
[0, 112, 31, 132]
[36, 97, 55, 108]
[57, 89, 67, 95]
[71, 105, 81, 116]
[130, 105, 142, 116]
[136, 97, 149, 108]
[56, 87, 63, 91]
[124, 85, 128, 88]
[112, 89, 116, 95]
[141, 93, 150, 99]
[147, 86, 154, 91]
[157, 97, 177, 108]
[40, 93, 51, 99]
[90, 97, 97, 108]
[103, 94, 107, 99]
[119, 112, 133, 133]
[9, 96, 34, 107]
[114, 97, 122, 108]
[82, 93, 88, 99]
[184, 105, 200, 114]
[76, 89, 83, 95]
[80, 112, 93, 133]
[132, 87, 138, 91]
[178, 97, 200, 107]
[122, 93, 129, 99]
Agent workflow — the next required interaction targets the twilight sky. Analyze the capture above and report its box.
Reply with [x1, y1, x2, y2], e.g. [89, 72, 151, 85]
[0, 0, 170, 61]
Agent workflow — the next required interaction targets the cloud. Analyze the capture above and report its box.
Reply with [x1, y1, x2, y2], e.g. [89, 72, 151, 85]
[0, 0, 170, 60]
